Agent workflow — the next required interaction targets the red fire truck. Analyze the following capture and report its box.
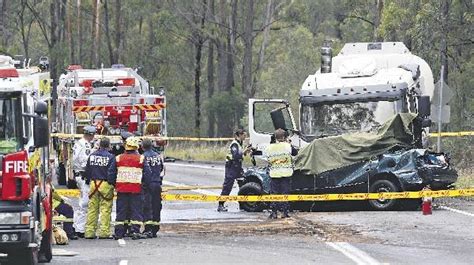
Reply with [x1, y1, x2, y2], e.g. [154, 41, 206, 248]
[54, 66, 166, 187]
[0, 55, 53, 264]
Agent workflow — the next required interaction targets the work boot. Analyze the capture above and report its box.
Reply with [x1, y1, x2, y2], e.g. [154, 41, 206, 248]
[268, 212, 278, 219]
[282, 211, 291, 218]
[68, 234, 78, 240]
[113, 234, 123, 240]
[217, 204, 228, 212]
[75, 232, 85, 238]
[143, 231, 154, 239]
[131, 233, 148, 240]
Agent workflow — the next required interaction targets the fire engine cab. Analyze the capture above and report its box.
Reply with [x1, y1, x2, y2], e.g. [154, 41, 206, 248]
[54, 66, 166, 187]
[0, 55, 53, 264]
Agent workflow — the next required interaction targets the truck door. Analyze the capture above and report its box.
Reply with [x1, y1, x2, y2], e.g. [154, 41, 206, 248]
[248, 99, 300, 156]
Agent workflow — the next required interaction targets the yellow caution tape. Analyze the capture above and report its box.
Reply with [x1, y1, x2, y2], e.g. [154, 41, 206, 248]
[56, 188, 474, 201]
[428, 131, 474, 137]
[56, 189, 81, 197]
[53, 216, 74, 223]
[52, 131, 474, 141]
[162, 185, 223, 192]
[51, 133, 233, 142]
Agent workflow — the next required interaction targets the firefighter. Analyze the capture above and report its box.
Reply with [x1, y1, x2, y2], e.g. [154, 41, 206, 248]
[84, 137, 116, 239]
[217, 129, 252, 212]
[72, 125, 96, 238]
[265, 129, 298, 219]
[142, 138, 164, 238]
[114, 131, 134, 236]
[52, 189, 77, 240]
[112, 137, 152, 240]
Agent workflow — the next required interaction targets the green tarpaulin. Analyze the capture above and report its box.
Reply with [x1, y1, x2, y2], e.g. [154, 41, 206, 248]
[294, 113, 417, 175]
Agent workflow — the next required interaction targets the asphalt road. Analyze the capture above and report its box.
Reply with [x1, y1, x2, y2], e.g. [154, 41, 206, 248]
[43, 162, 474, 264]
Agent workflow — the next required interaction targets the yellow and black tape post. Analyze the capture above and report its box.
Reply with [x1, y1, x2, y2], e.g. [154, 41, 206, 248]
[56, 188, 474, 201]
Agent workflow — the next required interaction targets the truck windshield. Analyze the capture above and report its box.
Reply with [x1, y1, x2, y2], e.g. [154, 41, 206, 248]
[0, 96, 23, 154]
[300, 100, 400, 138]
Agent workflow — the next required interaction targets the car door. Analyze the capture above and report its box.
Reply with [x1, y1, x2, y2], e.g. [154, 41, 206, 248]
[248, 98, 301, 156]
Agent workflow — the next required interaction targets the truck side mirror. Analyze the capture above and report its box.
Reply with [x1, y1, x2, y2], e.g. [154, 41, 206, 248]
[34, 116, 49, 147]
[418, 96, 430, 117]
[34, 101, 48, 115]
[270, 108, 287, 130]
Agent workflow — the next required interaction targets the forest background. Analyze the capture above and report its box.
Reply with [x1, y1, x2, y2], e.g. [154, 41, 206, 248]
[0, 0, 472, 170]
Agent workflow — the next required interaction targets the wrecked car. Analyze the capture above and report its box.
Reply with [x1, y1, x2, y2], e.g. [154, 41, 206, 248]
[238, 114, 458, 211]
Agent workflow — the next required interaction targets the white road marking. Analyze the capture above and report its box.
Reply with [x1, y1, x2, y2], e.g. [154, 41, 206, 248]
[119, 260, 128, 265]
[440, 206, 474, 217]
[166, 163, 224, 171]
[118, 238, 126, 246]
[163, 180, 220, 196]
[326, 242, 380, 265]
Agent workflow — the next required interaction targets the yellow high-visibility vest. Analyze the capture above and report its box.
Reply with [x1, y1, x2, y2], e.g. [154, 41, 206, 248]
[226, 139, 243, 162]
[266, 142, 293, 178]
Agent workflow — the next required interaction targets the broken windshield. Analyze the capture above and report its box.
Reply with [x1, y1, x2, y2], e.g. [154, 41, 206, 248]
[0, 96, 23, 154]
[300, 100, 402, 138]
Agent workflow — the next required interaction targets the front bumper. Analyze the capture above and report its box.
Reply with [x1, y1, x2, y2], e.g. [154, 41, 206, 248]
[0, 228, 32, 252]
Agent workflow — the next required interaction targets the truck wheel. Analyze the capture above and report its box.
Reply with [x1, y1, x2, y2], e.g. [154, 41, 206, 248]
[368, 179, 399, 210]
[238, 182, 265, 212]
[8, 247, 39, 265]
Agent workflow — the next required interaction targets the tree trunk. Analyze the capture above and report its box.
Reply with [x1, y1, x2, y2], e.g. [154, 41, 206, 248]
[373, 0, 384, 42]
[193, 0, 207, 137]
[66, 0, 75, 63]
[114, 0, 122, 63]
[242, 0, 254, 97]
[0, 0, 9, 48]
[440, 0, 449, 83]
[95, 0, 101, 67]
[76, 0, 82, 64]
[104, 0, 114, 65]
[225, 0, 237, 91]
[207, 0, 216, 137]
[253, 0, 273, 97]
[50, 0, 60, 121]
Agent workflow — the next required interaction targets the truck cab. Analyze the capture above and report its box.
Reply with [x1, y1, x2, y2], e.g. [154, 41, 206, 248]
[0, 56, 52, 264]
[249, 42, 434, 153]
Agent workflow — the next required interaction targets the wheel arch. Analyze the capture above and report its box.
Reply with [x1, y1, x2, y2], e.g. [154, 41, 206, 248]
[369, 172, 403, 191]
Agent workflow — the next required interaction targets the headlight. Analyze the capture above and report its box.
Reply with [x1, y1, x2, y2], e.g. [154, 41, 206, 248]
[0, 213, 21, 224]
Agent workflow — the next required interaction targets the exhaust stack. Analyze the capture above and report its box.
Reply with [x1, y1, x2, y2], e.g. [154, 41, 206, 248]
[320, 41, 332, 73]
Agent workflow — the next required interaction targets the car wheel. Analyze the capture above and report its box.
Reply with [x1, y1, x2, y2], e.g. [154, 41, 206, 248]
[238, 182, 265, 212]
[8, 247, 39, 265]
[368, 179, 399, 210]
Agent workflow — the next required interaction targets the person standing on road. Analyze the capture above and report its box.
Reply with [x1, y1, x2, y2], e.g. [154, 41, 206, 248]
[84, 137, 116, 239]
[142, 138, 165, 238]
[217, 129, 252, 212]
[265, 129, 298, 219]
[114, 131, 134, 236]
[72, 125, 96, 238]
[112, 137, 152, 240]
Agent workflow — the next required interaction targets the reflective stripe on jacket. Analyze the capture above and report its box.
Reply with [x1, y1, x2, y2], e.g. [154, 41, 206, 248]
[266, 142, 293, 178]
[116, 153, 144, 193]
[225, 139, 243, 162]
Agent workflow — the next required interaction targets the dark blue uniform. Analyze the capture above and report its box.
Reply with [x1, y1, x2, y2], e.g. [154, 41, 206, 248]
[84, 149, 116, 185]
[218, 140, 244, 210]
[143, 149, 164, 236]
[84, 149, 116, 238]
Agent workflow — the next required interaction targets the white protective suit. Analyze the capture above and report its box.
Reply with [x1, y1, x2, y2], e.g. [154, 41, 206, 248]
[72, 137, 93, 233]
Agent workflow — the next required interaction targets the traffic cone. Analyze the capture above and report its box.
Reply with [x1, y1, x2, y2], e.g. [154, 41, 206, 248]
[422, 186, 432, 215]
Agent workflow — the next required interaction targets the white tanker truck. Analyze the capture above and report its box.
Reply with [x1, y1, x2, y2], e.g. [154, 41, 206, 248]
[248, 42, 435, 151]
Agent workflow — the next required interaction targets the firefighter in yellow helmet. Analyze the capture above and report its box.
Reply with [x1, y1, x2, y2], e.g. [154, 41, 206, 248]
[111, 137, 152, 240]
